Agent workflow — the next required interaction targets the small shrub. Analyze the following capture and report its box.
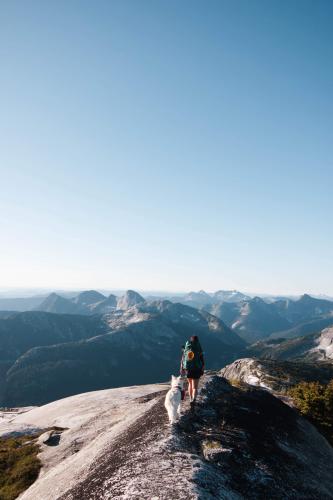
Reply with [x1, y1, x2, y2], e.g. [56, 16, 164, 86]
[202, 440, 221, 449]
[0, 435, 41, 500]
[288, 379, 333, 445]
[229, 378, 248, 390]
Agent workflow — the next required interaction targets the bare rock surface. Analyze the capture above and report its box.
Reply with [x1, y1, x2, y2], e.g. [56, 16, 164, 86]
[60, 392, 197, 500]
[312, 326, 333, 359]
[221, 357, 333, 392]
[1, 384, 168, 499]
[3, 374, 332, 499]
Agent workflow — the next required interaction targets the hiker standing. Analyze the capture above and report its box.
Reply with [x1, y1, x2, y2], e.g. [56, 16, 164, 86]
[180, 335, 205, 403]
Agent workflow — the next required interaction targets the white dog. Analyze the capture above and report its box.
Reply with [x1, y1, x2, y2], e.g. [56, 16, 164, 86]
[164, 375, 185, 424]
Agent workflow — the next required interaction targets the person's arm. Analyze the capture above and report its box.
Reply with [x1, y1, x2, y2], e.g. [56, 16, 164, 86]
[200, 352, 205, 373]
[180, 347, 185, 374]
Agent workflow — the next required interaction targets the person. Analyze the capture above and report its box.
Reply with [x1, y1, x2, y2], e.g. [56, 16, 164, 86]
[180, 335, 205, 403]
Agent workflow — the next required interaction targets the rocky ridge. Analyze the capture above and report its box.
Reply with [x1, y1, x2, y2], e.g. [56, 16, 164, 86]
[2, 374, 333, 499]
[221, 357, 333, 392]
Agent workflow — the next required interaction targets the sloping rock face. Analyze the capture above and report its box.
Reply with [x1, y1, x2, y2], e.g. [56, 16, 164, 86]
[221, 358, 333, 392]
[181, 376, 333, 499]
[17, 375, 333, 499]
[313, 327, 333, 359]
[221, 358, 272, 389]
[59, 390, 198, 500]
[2, 384, 169, 500]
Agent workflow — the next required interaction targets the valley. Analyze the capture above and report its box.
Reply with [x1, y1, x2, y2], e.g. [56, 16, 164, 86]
[1, 289, 333, 407]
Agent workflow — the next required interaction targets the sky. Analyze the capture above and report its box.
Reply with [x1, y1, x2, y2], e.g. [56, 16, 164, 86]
[0, 0, 332, 295]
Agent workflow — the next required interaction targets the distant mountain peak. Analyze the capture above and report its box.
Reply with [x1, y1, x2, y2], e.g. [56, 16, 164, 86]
[251, 296, 265, 304]
[299, 293, 313, 301]
[48, 292, 61, 300]
[187, 290, 210, 297]
[73, 290, 106, 306]
[34, 293, 80, 314]
[213, 290, 250, 303]
[117, 290, 145, 310]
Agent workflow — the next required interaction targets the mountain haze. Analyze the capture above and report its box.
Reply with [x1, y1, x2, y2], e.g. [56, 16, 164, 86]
[204, 294, 333, 343]
[249, 326, 333, 363]
[36, 293, 82, 315]
[1, 300, 245, 406]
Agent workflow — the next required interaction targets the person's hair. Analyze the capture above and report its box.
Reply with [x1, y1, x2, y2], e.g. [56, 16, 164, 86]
[190, 335, 199, 342]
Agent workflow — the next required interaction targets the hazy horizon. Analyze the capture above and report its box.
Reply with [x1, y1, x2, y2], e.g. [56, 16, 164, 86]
[1, 1, 332, 295]
[0, 285, 332, 300]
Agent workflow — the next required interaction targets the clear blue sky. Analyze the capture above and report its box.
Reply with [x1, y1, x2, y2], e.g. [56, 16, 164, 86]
[1, 0, 332, 295]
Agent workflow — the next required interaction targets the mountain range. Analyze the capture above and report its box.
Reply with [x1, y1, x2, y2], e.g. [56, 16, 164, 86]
[1, 288, 333, 407]
[3, 288, 332, 345]
[170, 289, 251, 307]
[34, 289, 149, 315]
[1, 287, 333, 499]
[2, 288, 333, 336]
[203, 294, 333, 342]
[0, 297, 245, 406]
[248, 326, 333, 362]
[0, 288, 261, 313]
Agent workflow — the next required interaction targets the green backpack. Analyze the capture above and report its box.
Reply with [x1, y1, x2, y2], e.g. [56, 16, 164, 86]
[183, 340, 203, 370]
